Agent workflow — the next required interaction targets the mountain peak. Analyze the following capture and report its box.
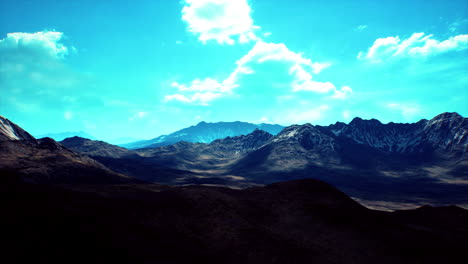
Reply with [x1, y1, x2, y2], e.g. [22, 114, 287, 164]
[349, 117, 382, 126]
[61, 136, 92, 144]
[0, 116, 36, 141]
[430, 112, 463, 121]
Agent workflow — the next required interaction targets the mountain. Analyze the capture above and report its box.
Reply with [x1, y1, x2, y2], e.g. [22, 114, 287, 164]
[234, 112, 467, 173]
[0, 115, 36, 141]
[0, 117, 133, 184]
[60, 130, 273, 187]
[61, 136, 131, 158]
[2, 178, 467, 263]
[2, 113, 468, 263]
[36, 131, 96, 141]
[328, 112, 467, 155]
[121, 121, 284, 149]
[230, 112, 468, 206]
[60, 112, 468, 207]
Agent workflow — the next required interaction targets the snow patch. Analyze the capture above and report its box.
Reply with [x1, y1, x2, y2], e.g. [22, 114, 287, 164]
[0, 118, 21, 140]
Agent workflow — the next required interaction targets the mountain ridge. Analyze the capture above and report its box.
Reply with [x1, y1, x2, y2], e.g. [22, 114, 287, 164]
[121, 121, 284, 149]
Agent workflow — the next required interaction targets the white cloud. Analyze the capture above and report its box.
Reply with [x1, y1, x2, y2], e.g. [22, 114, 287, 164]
[0, 31, 69, 61]
[0, 31, 76, 89]
[165, 41, 348, 105]
[358, 32, 468, 62]
[355, 25, 368, 31]
[171, 78, 235, 92]
[276, 105, 330, 125]
[258, 116, 270, 123]
[0, 31, 87, 114]
[64, 111, 73, 120]
[263, 32, 272, 37]
[181, 0, 259, 45]
[164, 92, 222, 106]
[175, 40, 183, 45]
[129, 111, 149, 121]
[166, 78, 235, 105]
[342, 110, 351, 120]
[332, 86, 353, 100]
[386, 103, 421, 119]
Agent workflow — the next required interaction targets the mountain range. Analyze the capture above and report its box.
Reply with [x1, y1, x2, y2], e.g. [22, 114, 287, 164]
[57, 112, 468, 209]
[1, 113, 467, 263]
[121, 121, 285, 149]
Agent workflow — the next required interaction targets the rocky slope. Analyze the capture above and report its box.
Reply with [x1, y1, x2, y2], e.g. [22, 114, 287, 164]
[0, 117, 133, 184]
[0, 115, 36, 141]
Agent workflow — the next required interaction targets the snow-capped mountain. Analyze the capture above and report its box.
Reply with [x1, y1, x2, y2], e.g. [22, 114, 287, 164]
[0, 115, 36, 141]
[328, 112, 467, 155]
[231, 112, 467, 183]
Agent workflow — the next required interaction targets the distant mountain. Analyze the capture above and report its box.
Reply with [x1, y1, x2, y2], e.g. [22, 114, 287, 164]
[61, 136, 132, 158]
[121, 121, 284, 149]
[60, 131, 274, 186]
[36, 131, 95, 141]
[60, 136, 198, 184]
[0, 117, 134, 184]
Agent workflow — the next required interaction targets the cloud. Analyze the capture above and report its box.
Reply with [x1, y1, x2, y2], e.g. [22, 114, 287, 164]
[386, 103, 421, 119]
[64, 111, 73, 120]
[331, 86, 353, 100]
[165, 41, 347, 105]
[164, 92, 222, 106]
[342, 110, 351, 120]
[0, 31, 83, 113]
[165, 78, 236, 105]
[275, 105, 330, 125]
[181, 0, 259, 45]
[0, 31, 69, 62]
[355, 25, 368, 31]
[0, 31, 73, 82]
[129, 111, 149, 121]
[358, 32, 468, 62]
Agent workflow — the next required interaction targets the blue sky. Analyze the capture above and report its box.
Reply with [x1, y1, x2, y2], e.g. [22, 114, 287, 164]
[1, 0, 467, 141]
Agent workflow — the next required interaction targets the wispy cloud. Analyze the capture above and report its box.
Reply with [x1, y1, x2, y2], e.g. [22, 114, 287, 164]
[164, 92, 222, 106]
[165, 41, 347, 104]
[358, 32, 468, 63]
[386, 103, 421, 119]
[355, 25, 368, 31]
[169, 0, 352, 109]
[129, 111, 149, 121]
[64, 111, 73, 120]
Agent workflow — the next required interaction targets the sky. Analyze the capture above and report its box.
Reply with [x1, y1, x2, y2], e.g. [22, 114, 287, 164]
[0, 0, 467, 141]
